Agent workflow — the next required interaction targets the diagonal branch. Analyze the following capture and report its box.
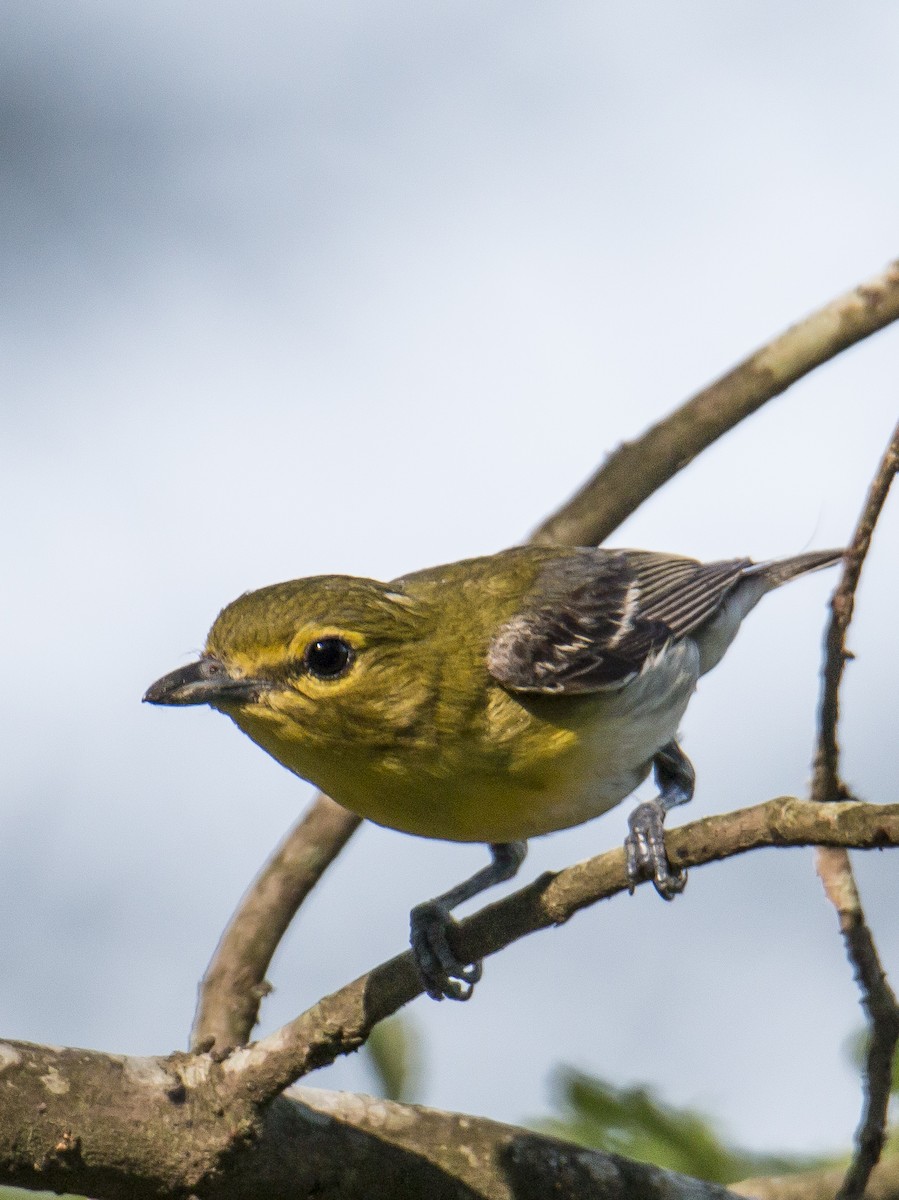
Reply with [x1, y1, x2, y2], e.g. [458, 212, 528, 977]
[811, 419, 899, 1200]
[218, 797, 899, 1105]
[191, 794, 361, 1052]
[532, 260, 899, 547]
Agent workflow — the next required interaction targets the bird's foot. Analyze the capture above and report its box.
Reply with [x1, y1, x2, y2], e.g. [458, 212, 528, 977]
[625, 798, 686, 900]
[410, 900, 483, 1001]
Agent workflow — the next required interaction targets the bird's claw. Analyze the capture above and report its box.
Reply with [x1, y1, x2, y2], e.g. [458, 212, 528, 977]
[625, 799, 686, 900]
[410, 900, 483, 1001]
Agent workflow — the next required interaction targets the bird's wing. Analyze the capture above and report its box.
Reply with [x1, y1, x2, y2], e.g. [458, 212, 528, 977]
[487, 550, 751, 693]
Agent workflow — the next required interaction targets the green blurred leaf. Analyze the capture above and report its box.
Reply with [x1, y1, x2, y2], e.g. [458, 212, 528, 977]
[534, 1068, 824, 1184]
[364, 1013, 422, 1103]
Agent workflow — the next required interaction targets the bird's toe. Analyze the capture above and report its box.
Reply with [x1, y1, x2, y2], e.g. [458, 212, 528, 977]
[410, 900, 483, 1001]
[624, 798, 687, 900]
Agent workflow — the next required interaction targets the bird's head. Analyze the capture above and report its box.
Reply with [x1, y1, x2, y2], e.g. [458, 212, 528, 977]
[144, 575, 435, 791]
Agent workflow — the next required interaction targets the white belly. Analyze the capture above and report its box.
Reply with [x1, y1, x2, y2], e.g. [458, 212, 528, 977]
[544, 638, 701, 832]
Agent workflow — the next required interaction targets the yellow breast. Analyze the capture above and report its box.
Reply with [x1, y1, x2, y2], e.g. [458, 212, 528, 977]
[229, 682, 643, 843]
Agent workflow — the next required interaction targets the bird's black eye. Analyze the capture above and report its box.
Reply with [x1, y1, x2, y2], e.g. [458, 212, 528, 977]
[303, 637, 353, 680]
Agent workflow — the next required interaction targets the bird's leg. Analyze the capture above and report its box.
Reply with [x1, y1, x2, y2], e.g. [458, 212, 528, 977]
[625, 740, 695, 900]
[410, 841, 528, 1001]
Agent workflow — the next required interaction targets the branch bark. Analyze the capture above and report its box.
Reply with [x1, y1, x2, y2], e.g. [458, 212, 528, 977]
[532, 260, 899, 547]
[227, 798, 898, 1103]
[1, 1048, 894, 1200]
[0, 1056, 751, 1200]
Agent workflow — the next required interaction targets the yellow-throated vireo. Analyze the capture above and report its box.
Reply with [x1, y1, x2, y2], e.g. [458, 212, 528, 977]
[145, 544, 841, 1000]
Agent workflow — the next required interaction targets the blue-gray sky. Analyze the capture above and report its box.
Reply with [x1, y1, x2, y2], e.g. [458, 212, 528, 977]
[2, 0, 897, 1155]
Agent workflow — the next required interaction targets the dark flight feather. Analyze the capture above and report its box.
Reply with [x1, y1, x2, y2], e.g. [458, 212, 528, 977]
[487, 550, 753, 693]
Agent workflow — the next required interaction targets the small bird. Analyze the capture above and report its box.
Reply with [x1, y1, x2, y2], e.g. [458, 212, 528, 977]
[145, 544, 841, 1000]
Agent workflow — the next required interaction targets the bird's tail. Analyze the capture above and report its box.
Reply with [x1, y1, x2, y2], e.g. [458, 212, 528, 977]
[748, 549, 844, 588]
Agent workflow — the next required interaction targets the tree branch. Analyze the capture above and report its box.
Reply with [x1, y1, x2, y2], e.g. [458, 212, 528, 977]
[531, 260, 899, 547]
[0, 1056, 750, 1200]
[4, 1044, 895, 1200]
[815, 850, 899, 1200]
[191, 794, 361, 1053]
[812, 418, 899, 803]
[6, 273, 899, 1196]
[223, 797, 898, 1103]
[3, 796, 893, 1199]
[810, 419, 899, 1200]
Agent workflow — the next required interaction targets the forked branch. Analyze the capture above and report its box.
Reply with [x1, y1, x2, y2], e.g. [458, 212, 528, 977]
[225, 797, 898, 1104]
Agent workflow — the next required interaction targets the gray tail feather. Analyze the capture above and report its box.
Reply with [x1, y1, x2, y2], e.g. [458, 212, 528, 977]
[748, 549, 844, 588]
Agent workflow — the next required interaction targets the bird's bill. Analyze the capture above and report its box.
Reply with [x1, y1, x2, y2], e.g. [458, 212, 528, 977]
[143, 657, 264, 707]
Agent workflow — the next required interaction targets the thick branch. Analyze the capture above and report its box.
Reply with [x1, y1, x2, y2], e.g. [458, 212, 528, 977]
[0, 1043, 895, 1200]
[191, 794, 360, 1053]
[285, 1087, 746, 1200]
[532, 261, 899, 547]
[810, 419, 899, 1200]
[223, 797, 898, 1103]
[0, 1052, 748, 1200]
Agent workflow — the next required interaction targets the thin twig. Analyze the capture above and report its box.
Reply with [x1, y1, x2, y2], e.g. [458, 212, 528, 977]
[816, 848, 899, 1200]
[811, 420, 899, 1200]
[812, 418, 899, 803]
[532, 261, 899, 547]
[191, 795, 361, 1052]
[218, 797, 899, 1104]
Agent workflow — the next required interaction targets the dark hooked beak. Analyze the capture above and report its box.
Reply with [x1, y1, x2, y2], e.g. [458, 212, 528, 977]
[143, 656, 265, 707]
